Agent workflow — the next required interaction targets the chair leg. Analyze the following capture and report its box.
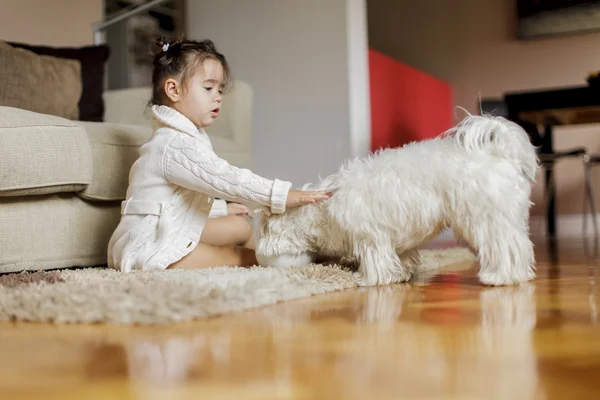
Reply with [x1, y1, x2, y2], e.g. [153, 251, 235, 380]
[540, 164, 558, 263]
[583, 155, 599, 258]
[542, 124, 557, 238]
[545, 164, 557, 237]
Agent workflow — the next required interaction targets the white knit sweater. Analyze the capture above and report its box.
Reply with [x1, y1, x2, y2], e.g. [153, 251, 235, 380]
[107, 105, 292, 272]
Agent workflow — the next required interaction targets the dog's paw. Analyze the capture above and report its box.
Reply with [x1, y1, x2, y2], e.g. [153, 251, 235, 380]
[353, 272, 369, 286]
[353, 271, 411, 287]
[354, 272, 379, 287]
[478, 273, 511, 286]
[478, 270, 535, 286]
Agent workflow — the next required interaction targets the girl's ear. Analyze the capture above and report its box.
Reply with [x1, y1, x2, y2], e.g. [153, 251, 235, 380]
[164, 78, 181, 103]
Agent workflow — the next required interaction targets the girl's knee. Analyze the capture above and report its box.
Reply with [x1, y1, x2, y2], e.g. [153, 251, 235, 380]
[201, 215, 252, 246]
[232, 214, 252, 235]
[219, 215, 253, 245]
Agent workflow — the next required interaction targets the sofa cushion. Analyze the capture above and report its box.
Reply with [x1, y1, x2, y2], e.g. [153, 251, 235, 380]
[0, 194, 121, 273]
[77, 122, 152, 201]
[0, 106, 92, 196]
[0, 41, 82, 120]
[8, 42, 110, 122]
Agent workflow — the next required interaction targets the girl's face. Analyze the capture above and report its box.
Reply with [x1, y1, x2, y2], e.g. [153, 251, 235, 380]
[165, 58, 225, 128]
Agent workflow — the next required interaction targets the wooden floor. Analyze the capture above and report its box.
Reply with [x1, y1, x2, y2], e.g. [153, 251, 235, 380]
[1, 240, 599, 400]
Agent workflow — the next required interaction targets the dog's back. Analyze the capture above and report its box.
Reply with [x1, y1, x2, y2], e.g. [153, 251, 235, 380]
[441, 114, 539, 183]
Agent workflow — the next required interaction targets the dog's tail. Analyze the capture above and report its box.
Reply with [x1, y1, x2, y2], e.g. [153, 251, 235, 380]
[443, 113, 539, 182]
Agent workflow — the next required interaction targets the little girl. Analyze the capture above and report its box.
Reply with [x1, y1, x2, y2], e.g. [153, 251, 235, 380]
[107, 37, 330, 272]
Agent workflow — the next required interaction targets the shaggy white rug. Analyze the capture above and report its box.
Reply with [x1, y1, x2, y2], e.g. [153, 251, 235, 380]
[0, 247, 475, 325]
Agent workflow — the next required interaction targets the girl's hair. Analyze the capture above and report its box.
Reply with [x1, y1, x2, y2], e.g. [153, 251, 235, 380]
[148, 35, 232, 106]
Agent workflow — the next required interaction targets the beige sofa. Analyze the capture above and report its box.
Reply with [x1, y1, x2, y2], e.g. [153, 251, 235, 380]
[0, 83, 253, 274]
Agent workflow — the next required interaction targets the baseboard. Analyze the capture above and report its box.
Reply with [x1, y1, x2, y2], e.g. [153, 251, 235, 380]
[425, 228, 459, 246]
[425, 213, 599, 245]
[529, 213, 599, 240]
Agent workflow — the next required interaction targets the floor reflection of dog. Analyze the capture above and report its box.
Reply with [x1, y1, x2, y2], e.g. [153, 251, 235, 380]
[118, 281, 540, 399]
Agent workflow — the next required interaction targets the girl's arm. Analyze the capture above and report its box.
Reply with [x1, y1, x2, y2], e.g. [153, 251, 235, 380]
[164, 138, 291, 213]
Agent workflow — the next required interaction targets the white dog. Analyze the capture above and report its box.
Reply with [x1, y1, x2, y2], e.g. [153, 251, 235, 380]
[253, 114, 539, 287]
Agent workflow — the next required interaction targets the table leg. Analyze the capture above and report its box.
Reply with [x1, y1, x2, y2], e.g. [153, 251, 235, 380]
[542, 124, 556, 237]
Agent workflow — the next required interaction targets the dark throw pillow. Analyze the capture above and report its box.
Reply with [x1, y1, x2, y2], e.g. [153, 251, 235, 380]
[8, 42, 110, 122]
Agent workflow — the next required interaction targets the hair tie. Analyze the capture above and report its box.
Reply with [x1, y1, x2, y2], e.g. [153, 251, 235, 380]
[162, 43, 169, 52]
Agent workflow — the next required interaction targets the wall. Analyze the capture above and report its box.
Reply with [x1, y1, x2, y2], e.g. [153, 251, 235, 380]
[368, 0, 600, 216]
[186, 0, 371, 187]
[0, 0, 102, 46]
[369, 49, 453, 151]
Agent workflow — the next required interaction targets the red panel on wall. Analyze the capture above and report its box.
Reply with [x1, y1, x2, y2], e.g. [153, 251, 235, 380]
[369, 49, 453, 152]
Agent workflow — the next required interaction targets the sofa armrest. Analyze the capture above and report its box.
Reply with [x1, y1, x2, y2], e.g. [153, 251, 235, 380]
[103, 87, 153, 127]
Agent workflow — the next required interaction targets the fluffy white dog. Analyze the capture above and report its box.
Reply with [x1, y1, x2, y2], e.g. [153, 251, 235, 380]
[253, 114, 539, 287]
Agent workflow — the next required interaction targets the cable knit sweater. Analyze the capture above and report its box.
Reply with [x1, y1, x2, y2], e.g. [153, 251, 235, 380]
[107, 105, 292, 272]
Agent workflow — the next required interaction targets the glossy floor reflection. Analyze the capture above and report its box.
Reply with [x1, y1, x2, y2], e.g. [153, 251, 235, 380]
[1, 241, 599, 399]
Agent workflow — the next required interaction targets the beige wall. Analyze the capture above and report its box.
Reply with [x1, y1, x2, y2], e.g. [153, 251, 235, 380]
[368, 0, 600, 216]
[0, 0, 102, 46]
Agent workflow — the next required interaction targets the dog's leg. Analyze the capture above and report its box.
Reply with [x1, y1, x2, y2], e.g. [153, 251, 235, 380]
[353, 243, 412, 287]
[397, 248, 421, 275]
[460, 220, 535, 286]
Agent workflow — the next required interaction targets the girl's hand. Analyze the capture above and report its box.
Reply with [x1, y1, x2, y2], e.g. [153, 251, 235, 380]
[286, 190, 332, 208]
[227, 202, 251, 217]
